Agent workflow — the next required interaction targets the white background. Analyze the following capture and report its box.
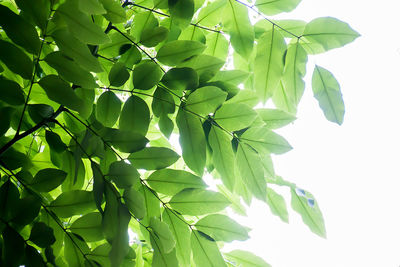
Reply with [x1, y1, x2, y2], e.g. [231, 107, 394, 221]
[224, 0, 400, 266]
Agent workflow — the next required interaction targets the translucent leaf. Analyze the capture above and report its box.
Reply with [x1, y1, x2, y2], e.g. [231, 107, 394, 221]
[197, 0, 226, 27]
[256, 108, 296, 129]
[44, 51, 97, 88]
[254, 28, 287, 102]
[51, 29, 103, 73]
[214, 103, 257, 132]
[191, 230, 227, 267]
[152, 87, 175, 117]
[108, 160, 140, 188]
[168, 0, 194, 28]
[302, 17, 360, 54]
[0, 77, 25, 105]
[224, 250, 271, 267]
[208, 125, 236, 190]
[179, 25, 206, 43]
[132, 61, 163, 90]
[109, 204, 131, 267]
[312, 65, 345, 125]
[254, 19, 306, 38]
[266, 187, 289, 223]
[225, 89, 259, 107]
[147, 169, 206, 195]
[29, 222, 56, 248]
[108, 62, 130, 87]
[186, 86, 227, 115]
[119, 46, 142, 69]
[236, 142, 266, 201]
[169, 188, 230, 216]
[15, 0, 50, 30]
[78, 0, 106, 15]
[131, 11, 159, 42]
[150, 217, 176, 253]
[176, 109, 206, 176]
[195, 214, 249, 242]
[119, 95, 150, 135]
[70, 212, 104, 242]
[0, 39, 33, 79]
[159, 114, 174, 138]
[272, 81, 297, 114]
[102, 128, 148, 153]
[99, 0, 126, 23]
[96, 91, 122, 127]
[123, 186, 146, 219]
[156, 40, 206, 66]
[64, 233, 90, 267]
[49, 190, 96, 218]
[128, 147, 180, 170]
[30, 168, 67, 192]
[56, 1, 110, 45]
[161, 67, 199, 91]
[204, 32, 229, 61]
[141, 26, 169, 47]
[291, 188, 326, 237]
[223, 0, 254, 59]
[0, 5, 40, 54]
[255, 0, 302, 16]
[211, 70, 250, 86]
[241, 126, 292, 154]
[178, 54, 224, 83]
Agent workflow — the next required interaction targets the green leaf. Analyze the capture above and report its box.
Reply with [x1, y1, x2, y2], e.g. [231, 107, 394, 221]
[0, 180, 20, 222]
[150, 217, 176, 253]
[169, 188, 230, 216]
[29, 222, 56, 248]
[257, 108, 296, 129]
[108, 160, 140, 188]
[223, 0, 254, 59]
[56, 1, 110, 45]
[178, 55, 224, 83]
[78, 0, 106, 15]
[140, 26, 169, 47]
[38, 75, 84, 112]
[214, 103, 257, 131]
[102, 128, 148, 153]
[27, 104, 53, 124]
[236, 142, 266, 201]
[0, 107, 14, 136]
[266, 187, 289, 223]
[254, 28, 287, 102]
[151, 236, 179, 267]
[195, 214, 249, 242]
[312, 65, 345, 125]
[197, 0, 226, 27]
[147, 169, 206, 195]
[152, 87, 175, 117]
[162, 209, 191, 266]
[123, 186, 146, 219]
[2, 226, 25, 266]
[254, 19, 306, 38]
[224, 250, 271, 267]
[208, 125, 236, 190]
[168, 0, 194, 28]
[128, 147, 180, 170]
[119, 46, 142, 69]
[241, 126, 292, 154]
[64, 232, 90, 267]
[15, 0, 50, 30]
[24, 245, 45, 267]
[204, 32, 229, 60]
[191, 230, 227, 267]
[108, 62, 130, 87]
[281, 42, 308, 105]
[52, 29, 103, 73]
[132, 61, 163, 90]
[70, 212, 103, 242]
[211, 70, 250, 86]
[96, 91, 122, 127]
[108, 205, 131, 267]
[159, 114, 174, 138]
[157, 40, 206, 66]
[30, 168, 67, 192]
[49, 190, 96, 218]
[131, 11, 159, 42]
[161, 67, 199, 91]
[119, 95, 150, 135]
[291, 188, 326, 237]
[98, 0, 126, 23]
[302, 17, 360, 54]
[44, 51, 98, 88]
[186, 86, 227, 115]
[0, 77, 25, 105]
[0, 39, 33, 79]
[0, 5, 40, 54]
[255, 0, 301, 16]
[11, 194, 41, 227]
[176, 109, 206, 176]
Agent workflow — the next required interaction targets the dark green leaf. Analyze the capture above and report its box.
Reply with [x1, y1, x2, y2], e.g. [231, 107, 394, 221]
[178, 55, 224, 83]
[0, 5, 40, 54]
[108, 62, 130, 87]
[102, 128, 149, 153]
[108, 160, 140, 188]
[29, 222, 56, 248]
[70, 212, 104, 242]
[119, 95, 150, 135]
[159, 114, 174, 138]
[132, 61, 163, 90]
[45, 130, 67, 153]
[141, 26, 169, 47]
[0, 107, 14, 136]
[128, 147, 180, 170]
[152, 87, 175, 117]
[49, 190, 96, 218]
[3, 226, 25, 266]
[147, 169, 206, 195]
[156, 40, 206, 66]
[15, 0, 50, 30]
[24, 245, 45, 267]
[30, 168, 67, 192]
[161, 67, 199, 91]
[0, 180, 20, 221]
[27, 104, 54, 124]
[169, 188, 230, 215]
[0, 77, 25, 105]
[96, 91, 122, 127]
[11, 194, 41, 227]
[0, 39, 33, 79]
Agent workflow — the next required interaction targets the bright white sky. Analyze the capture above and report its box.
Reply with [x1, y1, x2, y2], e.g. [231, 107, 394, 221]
[223, 0, 400, 266]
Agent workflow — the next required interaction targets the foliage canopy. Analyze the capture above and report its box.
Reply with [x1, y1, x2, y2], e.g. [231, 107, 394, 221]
[0, 0, 358, 266]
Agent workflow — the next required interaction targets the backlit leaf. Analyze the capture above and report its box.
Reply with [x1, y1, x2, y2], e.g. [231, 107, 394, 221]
[157, 40, 206, 66]
[128, 147, 180, 170]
